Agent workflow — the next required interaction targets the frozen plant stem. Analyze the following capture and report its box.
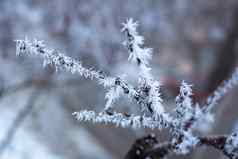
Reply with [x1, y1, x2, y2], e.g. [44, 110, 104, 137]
[204, 68, 238, 112]
[16, 18, 238, 159]
[15, 38, 156, 114]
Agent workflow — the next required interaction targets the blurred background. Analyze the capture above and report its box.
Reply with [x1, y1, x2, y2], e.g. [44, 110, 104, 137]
[0, 0, 238, 158]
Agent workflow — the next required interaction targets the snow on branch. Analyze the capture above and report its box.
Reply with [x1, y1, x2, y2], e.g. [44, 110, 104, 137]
[15, 38, 102, 79]
[148, 81, 165, 118]
[126, 134, 236, 159]
[122, 18, 165, 118]
[122, 18, 152, 68]
[225, 133, 238, 158]
[15, 18, 238, 159]
[72, 110, 169, 129]
[15, 38, 152, 111]
[204, 68, 238, 112]
[122, 18, 153, 82]
[175, 81, 194, 123]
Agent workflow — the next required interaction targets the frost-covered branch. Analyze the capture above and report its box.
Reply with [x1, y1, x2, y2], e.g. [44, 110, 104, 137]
[15, 38, 154, 112]
[122, 18, 165, 117]
[204, 68, 238, 112]
[224, 133, 238, 158]
[122, 18, 153, 80]
[174, 81, 194, 129]
[16, 18, 238, 159]
[72, 110, 169, 130]
[15, 38, 103, 79]
[126, 134, 238, 159]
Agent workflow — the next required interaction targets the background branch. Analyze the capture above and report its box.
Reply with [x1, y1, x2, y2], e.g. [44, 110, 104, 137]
[0, 89, 40, 156]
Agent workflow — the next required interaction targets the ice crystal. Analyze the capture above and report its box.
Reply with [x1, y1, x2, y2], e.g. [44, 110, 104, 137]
[175, 81, 194, 125]
[122, 18, 153, 80]
[205, 68, 238, 112]
[15, 38, 102, 80]
[72, 111, 168, 129]
[225, 133, 238, 158]
[173, 131, 199, 154]
[148, 81, 164, 118]
[104, 85, 123, 110]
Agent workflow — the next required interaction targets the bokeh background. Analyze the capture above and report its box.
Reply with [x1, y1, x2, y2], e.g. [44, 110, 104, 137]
[0, 0, 238, 158]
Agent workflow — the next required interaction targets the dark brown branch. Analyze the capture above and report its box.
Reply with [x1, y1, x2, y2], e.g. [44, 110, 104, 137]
[125, 134, 233, 159]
